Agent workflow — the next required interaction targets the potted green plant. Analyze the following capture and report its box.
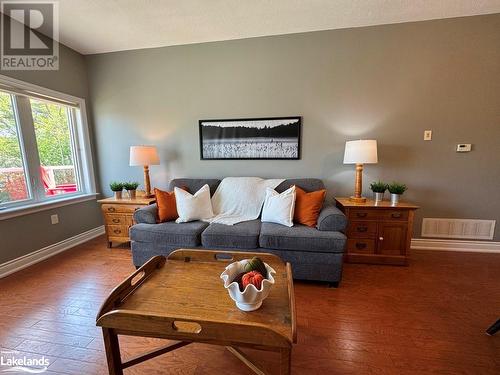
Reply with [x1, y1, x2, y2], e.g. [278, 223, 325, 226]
[369, 181, 387, 202]
[109, 181, 124, 199]
[387, 182, 407, 205]
[123, 181, 140, 199]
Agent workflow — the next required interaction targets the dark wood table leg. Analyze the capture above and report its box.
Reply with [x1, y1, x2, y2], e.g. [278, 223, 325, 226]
[102, 328, 123, 375]
[486, 319, 500, 335]
[279, 348, 291, 375]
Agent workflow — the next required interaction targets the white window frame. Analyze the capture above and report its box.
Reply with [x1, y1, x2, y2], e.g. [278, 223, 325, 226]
[0, 74, 97, 219]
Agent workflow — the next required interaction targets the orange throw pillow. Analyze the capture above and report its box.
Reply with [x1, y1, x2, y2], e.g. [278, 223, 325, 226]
[154, 187, 188, 223]
[293, 186, 326, 227]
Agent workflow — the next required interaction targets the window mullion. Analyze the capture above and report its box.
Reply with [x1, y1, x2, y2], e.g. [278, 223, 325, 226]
[74, 106, 94, 194]
[14, 96, 45, 201]
[68, 108, 83, 192]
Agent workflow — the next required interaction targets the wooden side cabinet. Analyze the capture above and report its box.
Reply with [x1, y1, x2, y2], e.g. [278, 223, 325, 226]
[97, 196, 156, 248]
[335, 197, 419, 265]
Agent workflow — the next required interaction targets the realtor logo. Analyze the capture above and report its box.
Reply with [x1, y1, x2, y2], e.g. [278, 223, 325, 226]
[1, 0, 59, 70]
[0, 350, 50, 373]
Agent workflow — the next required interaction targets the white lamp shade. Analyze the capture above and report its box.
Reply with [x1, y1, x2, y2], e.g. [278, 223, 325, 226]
[129, 146, 160, 166]
[343, 140, 378, 164]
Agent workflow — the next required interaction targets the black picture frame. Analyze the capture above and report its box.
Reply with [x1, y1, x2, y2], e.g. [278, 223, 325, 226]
[199, 116, 301, 160]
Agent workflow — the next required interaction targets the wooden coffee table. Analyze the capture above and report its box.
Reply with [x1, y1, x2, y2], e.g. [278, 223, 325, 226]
[96, 249, 297, 375]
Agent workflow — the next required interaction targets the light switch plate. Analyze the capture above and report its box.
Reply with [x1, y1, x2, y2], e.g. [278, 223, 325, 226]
[456, 144, 472, 152]
[424, 130, 432, 141]
[51, 214, 59, 224]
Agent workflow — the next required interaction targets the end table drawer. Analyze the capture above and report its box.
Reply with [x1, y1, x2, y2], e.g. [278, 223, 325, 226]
[102, 204, 143, 214]
[347, 221, 377, 238]
[380, 210, 408, 221]
[349, 209, 379, 220]
[105, 214, 133, 226]
[347, 239, 375, 254]
[106, 225, 130, 237]
[349, 209, 408, 221]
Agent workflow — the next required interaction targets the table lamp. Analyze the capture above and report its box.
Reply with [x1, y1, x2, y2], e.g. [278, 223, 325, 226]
[343, 140, 378, 203]
[129, 145, 160, 197]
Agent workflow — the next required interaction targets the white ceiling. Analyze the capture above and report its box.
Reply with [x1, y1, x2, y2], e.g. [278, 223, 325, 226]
[54, 0, 500, 55]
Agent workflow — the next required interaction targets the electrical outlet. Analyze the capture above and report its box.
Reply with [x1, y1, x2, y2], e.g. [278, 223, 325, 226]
[424, 130, 432, 141]
[50, 214, 59, 225]
[456, 144, 472, 152]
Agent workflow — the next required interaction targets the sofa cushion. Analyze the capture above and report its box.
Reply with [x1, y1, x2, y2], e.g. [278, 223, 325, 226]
[293, 186, 326, 227]
[261, 186, 296, 227]
[275, 178, 325, 193]
[169, 178, 221, 196]
[175, 185, 214, 223]
[130, 221, 209, 247]
[202, 220, 261, 249]
[259, 222, 346, 253]
[155, 186, 188, 223]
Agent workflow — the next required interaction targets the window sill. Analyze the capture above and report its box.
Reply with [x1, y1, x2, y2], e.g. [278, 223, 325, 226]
[0, 193, 99, 221]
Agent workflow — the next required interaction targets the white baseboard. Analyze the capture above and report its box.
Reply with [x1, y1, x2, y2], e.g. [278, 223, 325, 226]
[0, 225, 105, 279]
[411, 238, 500, 253]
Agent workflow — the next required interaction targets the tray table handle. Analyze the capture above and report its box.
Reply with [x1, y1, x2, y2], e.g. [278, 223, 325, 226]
[96, 256, 166, 320]
[172, 321, 202, 334]
[214, 253, 234, 261]
[130, 271, 145, 286]
[168, 249, 283, 265]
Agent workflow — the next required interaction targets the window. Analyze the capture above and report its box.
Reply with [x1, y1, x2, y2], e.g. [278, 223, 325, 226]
[31, 98, 80, 197]
[0, 75, 95, 214]
[0, 91, 29, 204]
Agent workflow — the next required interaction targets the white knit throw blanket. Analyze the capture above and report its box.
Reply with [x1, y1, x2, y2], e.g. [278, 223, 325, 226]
[205, 177, 285, 225]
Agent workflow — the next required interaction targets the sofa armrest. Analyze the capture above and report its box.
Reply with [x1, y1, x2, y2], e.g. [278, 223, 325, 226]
[317, 205, 347, 232]
[133, 204, 158, 224]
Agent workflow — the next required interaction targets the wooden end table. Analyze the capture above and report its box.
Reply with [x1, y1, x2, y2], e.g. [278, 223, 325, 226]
[97, 196, 156, 248]
[96, 249, 297, 375]
[335, 197, 419, 265]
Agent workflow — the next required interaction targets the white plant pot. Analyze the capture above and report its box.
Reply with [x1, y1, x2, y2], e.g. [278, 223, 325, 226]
[220, 260, 276, 312]
[373, 192, 384, 202]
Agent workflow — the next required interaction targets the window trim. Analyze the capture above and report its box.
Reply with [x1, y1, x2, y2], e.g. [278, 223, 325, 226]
[0, 74, 97, 216]
[0, 193, 98, 220]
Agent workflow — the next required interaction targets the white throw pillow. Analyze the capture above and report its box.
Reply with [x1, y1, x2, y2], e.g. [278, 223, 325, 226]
[261, 186, 296, 227]
[175, 184, 214, 223]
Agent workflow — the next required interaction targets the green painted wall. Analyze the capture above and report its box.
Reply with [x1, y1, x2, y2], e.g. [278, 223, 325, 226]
[87, 14, 500, 241]
[0, 40, 102, 265]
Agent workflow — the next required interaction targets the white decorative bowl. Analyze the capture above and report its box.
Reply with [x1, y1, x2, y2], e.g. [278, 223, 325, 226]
[220, 259, 276, 311]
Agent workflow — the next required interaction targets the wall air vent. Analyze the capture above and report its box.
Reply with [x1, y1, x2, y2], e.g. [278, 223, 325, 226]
[422, 218, 495, 240]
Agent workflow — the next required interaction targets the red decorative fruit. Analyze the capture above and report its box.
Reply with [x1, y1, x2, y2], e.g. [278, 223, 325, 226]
[241, 271, 264, 290]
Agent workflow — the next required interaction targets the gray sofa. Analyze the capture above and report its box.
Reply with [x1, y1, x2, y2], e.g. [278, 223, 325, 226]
[130, 178, 347, 286]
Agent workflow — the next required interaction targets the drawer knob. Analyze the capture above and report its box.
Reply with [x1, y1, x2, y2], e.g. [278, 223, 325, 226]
[391, 212, 402, 218]
[112, 218, 120, 223]
[379, 236, 384, 241]
[357, 226, 368, 232]
[114, 229, 121, 234]
[356, 212, 367, 218]
[108, 207, 116, 212]
[355, 242, 367, 249]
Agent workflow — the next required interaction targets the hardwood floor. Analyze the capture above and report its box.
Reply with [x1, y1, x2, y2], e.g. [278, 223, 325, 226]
[0, 236, 499, 374]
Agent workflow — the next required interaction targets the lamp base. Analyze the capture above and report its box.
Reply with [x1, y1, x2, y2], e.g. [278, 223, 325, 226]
[349, 196, 367, 203]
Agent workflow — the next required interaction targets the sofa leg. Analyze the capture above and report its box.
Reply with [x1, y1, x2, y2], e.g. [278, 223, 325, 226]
[328, 281, 339, 288]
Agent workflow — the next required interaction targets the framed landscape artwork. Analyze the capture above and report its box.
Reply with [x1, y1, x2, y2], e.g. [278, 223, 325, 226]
[199, 116, 301, 160]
